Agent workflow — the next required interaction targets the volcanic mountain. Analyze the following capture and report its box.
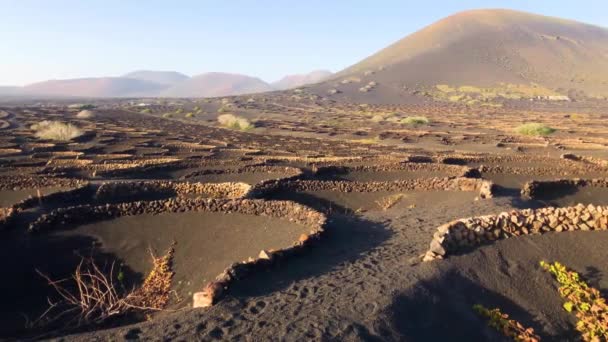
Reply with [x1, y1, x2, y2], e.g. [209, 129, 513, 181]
[122, 70, 190, 86]
[161, 72, 274, 97]
[272, 70, 333, 90]
[22, 77, 168, 98]
[317, 9, 608, 101]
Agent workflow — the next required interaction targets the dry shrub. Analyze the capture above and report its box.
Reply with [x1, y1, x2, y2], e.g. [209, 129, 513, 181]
[34, 245, 175, 330]
[473, 305, 540, 341]
[375, 193, 405, 210]
[31, 121, 83, 141]
[401, 116, 430, 126]
[76, 110, 95, 119]
[130, 245, 175, 309]
[217, 114, 253, 131]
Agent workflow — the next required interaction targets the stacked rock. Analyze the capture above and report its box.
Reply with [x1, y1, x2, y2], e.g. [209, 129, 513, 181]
[423, 203, 608, 261]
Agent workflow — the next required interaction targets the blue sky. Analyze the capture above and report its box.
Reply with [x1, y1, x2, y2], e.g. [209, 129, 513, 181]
[1, 0, 606, 86]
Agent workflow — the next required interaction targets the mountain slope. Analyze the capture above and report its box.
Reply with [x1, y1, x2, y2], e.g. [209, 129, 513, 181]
[123, 70, 190, 86]
[272, 70, 333, 90]
[328, 9, 608, 99]
[162, 72, 274, 97]
[23, 78, 168, 97]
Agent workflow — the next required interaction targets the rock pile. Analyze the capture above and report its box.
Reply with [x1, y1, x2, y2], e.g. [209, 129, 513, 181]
[423, 203, 608, 261]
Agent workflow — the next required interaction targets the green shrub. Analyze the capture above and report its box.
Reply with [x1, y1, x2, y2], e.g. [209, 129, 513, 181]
[31, 121, 83, 141]
[185, 112, 194, 118]
[162, 113, 173, 118]
[401, 116, 430, 126]
[515, 123, 556, 136]
[140, 108, 151, 114]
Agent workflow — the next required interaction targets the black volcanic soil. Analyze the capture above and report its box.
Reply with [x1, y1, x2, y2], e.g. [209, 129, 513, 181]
[1, 103, 608, 341]
[63, 211, 309, 300]
[64, 196, 608, 341]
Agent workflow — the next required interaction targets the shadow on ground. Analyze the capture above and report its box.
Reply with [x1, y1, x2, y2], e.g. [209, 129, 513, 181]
[227, 191, 392, 298]
[379, 270, 577, 341]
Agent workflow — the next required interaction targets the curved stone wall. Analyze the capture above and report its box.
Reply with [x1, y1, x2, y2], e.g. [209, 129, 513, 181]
[0, 175, 85, 191]
[522, 178, 608, 199]
[182, 165, 303, 181]
[94, 181, 252, 202]
[314, 162, 477, 178]
[423, 203, 608, 261]
[25, 197, 326, 308]
[253, 177, 495, 199]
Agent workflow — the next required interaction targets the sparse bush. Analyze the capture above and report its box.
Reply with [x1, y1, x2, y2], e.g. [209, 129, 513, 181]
[473, 305, 540, 341]
[217, 114, 253, 131]
[541, 261, 607, 341]
[31, 121, 83, 141]
[515, 123, 556, 136]
[34, 246, 174, 329]
[401, 116, 430, 126]
[76, 110, 95, 119]
[185, 112, 194, 118]
[140, 108, 151, 114]
[371, 115, 384, 123]
[162, 113, 173, 118]
[375, 194, 405, 210]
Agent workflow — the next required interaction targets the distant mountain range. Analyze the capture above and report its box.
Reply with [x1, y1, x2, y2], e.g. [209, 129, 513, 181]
[0, 70, 332, 98]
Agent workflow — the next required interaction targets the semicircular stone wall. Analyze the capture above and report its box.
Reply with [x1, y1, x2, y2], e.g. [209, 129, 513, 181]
[423, 203, 608, 261]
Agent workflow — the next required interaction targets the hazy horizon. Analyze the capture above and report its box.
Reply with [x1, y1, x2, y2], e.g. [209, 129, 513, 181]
[1, 0, 607, 86]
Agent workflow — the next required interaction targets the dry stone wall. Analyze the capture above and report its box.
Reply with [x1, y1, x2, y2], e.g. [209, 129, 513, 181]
[254, 177, 495, 199]
[423, 203, 608, 261]
[0, 175, 85, 191]
[26, 197, 326, 308]
[94, 181, 252, 201]
[522, 178, 608, 199]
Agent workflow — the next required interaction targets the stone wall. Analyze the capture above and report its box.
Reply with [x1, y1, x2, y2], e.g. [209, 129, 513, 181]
[25, 197, 326, 308]
[0, 175, 85, 191]
[182, 165, 302, 181]
[423, 203, 608, 261]
[254, 177, 494, 199]
[314, 162, 476, 178]
[561, 153, 608, 167]
[522, 178, 608, 199]
[94, 181, 252, 201]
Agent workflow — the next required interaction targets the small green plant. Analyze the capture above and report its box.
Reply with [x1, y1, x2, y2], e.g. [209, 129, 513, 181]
[473, 304, 540, 342]
[140, 108, 151, 114]
[162, 113, 173, 118]
[185, 112, 194, 118]
[401, 116, 430, 126]
[540, 261, 608, 341]
[515, 123, 556, 136]
[174, 108, 184, 114]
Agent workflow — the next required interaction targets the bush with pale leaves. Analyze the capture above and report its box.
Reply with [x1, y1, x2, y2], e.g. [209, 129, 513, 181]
[217, 114, 253, 131]
[31, 121, 83, 141]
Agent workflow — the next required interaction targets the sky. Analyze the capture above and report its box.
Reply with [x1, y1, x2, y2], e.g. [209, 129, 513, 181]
[1, 0, 607, 86]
